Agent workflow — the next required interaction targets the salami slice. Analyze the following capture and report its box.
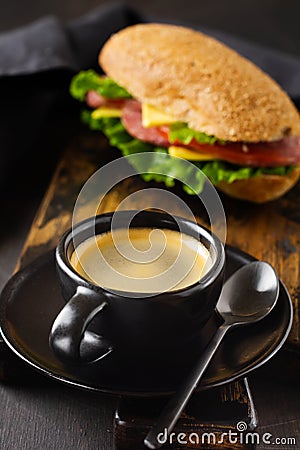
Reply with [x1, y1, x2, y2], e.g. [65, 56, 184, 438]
[86, 91, 127, 109]
[121, 100, 170, 147]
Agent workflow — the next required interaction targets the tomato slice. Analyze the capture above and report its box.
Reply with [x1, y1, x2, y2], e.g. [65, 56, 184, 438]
[158, 127, 300, 167]
[121, 100, 300, 167]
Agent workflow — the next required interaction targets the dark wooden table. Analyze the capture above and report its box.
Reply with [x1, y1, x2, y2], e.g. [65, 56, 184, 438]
[0, 127, 300, 450]
[1, 2, 300, 449]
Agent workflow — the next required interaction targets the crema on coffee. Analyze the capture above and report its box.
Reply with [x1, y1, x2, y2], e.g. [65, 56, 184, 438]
[70, 228, 212, 293]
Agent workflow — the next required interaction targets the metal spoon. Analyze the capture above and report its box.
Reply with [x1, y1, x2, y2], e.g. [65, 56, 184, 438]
[144, 261, 279, 449]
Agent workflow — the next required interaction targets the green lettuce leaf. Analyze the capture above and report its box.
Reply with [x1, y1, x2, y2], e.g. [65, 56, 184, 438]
[169, 122, 225, 145]
[70, 70, 132, 101]
[82, 111, 295, 194]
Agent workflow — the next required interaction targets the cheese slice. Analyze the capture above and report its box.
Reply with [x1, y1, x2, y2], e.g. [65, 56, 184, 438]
[142, 103, 176, 127]
[91, 107, 122, 119]
[168, 146, 215, 161]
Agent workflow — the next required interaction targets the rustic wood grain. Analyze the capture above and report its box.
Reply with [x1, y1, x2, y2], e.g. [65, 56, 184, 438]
[1, 125, 299, 448]
[0, 129, 259, 449]
[223, 190, 300, 347]
[115, 379, 257, 450]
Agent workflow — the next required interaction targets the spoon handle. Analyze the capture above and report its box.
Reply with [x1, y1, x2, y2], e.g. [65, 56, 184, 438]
[144, 323, 230, 450]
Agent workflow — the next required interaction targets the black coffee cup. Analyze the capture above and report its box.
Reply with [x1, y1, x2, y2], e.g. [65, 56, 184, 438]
[49, 210, 225, 365]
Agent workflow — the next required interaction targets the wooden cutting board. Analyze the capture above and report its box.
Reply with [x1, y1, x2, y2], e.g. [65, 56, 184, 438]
[2, 127, 299, 449]
[12, 129, 300, 376]
[0, 130, 261, 449]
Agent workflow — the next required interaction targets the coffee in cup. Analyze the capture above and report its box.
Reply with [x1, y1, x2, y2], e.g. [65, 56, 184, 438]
[70, 227, 213, 293]
[50, 211, 225, 365]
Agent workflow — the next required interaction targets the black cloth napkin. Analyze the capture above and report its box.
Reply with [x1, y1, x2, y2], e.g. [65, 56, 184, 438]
[1, 1, 300, 187]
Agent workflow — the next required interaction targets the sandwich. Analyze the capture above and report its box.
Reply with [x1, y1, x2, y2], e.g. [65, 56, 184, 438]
[70, 23, 300, 203]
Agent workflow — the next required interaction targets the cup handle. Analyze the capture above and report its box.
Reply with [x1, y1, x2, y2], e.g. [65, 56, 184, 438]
[49, 286, 113, 364]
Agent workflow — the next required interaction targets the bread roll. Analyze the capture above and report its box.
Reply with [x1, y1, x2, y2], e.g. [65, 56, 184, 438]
[217, 166, 300, 202]
[100, 23, 300, 142]
[99, 23, 300, 202]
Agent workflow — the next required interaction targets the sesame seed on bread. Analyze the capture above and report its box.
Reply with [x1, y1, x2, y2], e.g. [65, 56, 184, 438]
[99, 23, 300, 143]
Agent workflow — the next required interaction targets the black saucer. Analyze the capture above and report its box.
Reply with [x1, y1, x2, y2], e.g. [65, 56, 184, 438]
[0, 246, 293, 397]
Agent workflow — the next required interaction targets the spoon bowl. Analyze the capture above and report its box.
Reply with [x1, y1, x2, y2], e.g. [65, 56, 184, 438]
[217, 261, 279, 325]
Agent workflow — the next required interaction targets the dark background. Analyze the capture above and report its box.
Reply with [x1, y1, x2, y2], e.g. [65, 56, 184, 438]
[1, 0, 300, 58]
[1, 0, 300, 289]
[0, 2, 300, 449]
